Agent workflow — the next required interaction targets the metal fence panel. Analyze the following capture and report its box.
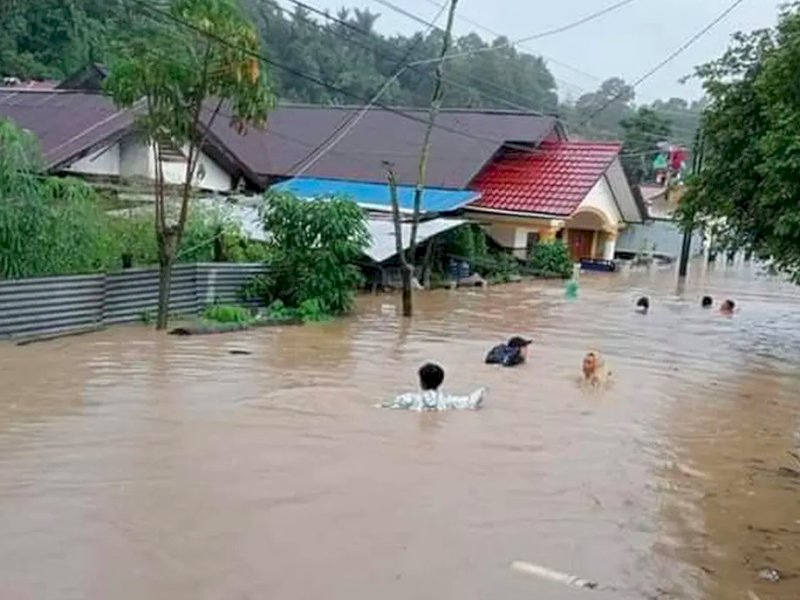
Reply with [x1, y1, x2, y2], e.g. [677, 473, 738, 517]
[0, 263, 267, 338]
[617, 220, 703, 258]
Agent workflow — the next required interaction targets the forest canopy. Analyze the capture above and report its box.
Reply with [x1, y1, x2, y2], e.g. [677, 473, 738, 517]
[0, 0, 699, 143]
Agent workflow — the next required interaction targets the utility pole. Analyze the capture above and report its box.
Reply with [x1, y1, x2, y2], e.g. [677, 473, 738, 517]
[678, 128, 704, 278]
[389, 0, 459, 318]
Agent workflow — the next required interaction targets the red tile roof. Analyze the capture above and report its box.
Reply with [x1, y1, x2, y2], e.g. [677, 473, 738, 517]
[469, 141, 623, 217]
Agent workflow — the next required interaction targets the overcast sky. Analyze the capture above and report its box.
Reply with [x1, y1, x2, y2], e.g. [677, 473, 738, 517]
[277, 0, 782, 104]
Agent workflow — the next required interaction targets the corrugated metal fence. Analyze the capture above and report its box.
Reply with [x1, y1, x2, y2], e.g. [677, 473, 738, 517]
[0, 263, 267, 338]
[617, 219, 703, 259]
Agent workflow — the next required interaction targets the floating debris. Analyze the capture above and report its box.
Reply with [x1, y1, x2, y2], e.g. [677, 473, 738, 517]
[665, 461, 709, 479]
[229, 349, 253, 356]
[511, 560, 598, 590]
[757, 567, 781, 583]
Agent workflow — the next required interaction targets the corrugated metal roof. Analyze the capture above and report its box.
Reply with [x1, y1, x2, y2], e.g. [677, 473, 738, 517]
[271, 177, 479, 213]
[224, 202, 464, 263]
[365, 217, 466, 263]
[469, 141, 622, 217]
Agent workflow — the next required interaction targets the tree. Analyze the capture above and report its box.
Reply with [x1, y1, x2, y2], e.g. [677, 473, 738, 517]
[258, 192, 369, 315]
[620, 107, 673, 184]
[676, 5, 800, 280]
[386, 0, 458, 318]
[572, 77, 636, 138]
[104, 0, 273, 329]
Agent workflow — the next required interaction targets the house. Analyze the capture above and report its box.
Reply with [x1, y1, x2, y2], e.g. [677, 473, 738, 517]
[0, 88, 263, 199]
[467, 141, 644, 261]
[237, 107, 644, 263]
[1, 66, 644, 265]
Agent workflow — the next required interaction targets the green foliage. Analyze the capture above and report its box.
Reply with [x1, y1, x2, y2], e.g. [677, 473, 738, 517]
[139, 310, 154, 324]
[263, 298, 328, 323]
[0, 119, 269, 279]
[259, 191, 369, 315]
[678, 4, 800, 282]
[528, 241, 573, 278]
[203, 303, 252, 324]
[0, 119, 114, 278]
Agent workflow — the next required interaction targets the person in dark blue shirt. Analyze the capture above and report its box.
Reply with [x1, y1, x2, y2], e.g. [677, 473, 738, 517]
[485, 336, 532, 367]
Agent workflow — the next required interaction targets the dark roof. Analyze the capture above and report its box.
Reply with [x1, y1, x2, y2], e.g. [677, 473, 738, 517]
[210, 106, 561, 188]
[0, 89, 132, 169]
[0, 89, 562, 191]
[471, 141, 622, 217]
[0, 89, 261, 187]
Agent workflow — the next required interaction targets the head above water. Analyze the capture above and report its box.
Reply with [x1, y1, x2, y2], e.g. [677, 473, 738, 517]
[418, 362, 445, 391]
[702, 296, 713, 308]
[507, 336, 532, 359]
[721, 299, 736, 313]
[582, 352, 600, 378]
[507, 336, 532, 349]
[636, 296, 650, 311]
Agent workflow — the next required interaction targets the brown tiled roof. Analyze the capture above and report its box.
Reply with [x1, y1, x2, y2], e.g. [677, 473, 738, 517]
[0, 89, 132, 169]
[211, 105, 560, 188]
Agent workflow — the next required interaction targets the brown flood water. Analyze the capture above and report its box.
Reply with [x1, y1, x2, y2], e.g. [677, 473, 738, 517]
[1, 260, 799, 600]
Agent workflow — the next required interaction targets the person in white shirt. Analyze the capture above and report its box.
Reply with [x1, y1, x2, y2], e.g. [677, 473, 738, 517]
[381, 363, 485, 411]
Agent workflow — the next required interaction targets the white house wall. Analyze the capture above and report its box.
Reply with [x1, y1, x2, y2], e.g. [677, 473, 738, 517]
[119, 136, 151, 179]
[64, 143, 120, 176]
[158, 149, 232, 192]
[576, 175, 623, 227]
[67, 134, 234, 193]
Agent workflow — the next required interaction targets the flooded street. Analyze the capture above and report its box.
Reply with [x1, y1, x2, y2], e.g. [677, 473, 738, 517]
[1, 261, 799, 600]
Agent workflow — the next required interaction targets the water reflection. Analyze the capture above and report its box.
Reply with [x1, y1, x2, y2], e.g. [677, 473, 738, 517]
[0, 261, 798, 599]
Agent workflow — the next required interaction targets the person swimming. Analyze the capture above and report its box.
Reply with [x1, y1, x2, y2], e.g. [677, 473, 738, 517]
[582, 351, 610, 386]
[720, 299, 736, 315]
[485, 336, 532, 367]
[381, 363, 485, 411]
[702, 296, 713, 308]
[635, 296, 650, 314]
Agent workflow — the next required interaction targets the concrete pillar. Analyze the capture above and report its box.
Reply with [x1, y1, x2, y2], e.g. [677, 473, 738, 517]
[602, 231, 617, 261]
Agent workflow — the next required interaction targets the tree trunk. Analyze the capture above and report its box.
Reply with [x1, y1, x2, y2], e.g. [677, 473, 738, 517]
[155, 229, 178, 331]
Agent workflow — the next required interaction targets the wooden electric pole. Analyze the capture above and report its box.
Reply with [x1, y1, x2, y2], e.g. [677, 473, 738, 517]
[389, 0, 459, 318]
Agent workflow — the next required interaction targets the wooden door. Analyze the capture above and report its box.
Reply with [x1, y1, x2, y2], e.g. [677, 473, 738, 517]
[568, 229, 594, 261]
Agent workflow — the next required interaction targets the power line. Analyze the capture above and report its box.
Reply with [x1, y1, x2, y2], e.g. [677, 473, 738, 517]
[125, 0, 684, 175]
[280, 0, 449, 175]
[274, 0, 697, 144]
[581, 0, 747, 126]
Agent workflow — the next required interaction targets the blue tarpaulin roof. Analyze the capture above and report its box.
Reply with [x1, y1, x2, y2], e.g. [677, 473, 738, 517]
[271, 177, 480, 213]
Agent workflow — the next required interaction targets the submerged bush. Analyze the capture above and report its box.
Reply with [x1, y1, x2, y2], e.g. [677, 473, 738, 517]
[258, 191, 369, 316]
[529, 241, 573, 278]
[203, 304, 252, 324]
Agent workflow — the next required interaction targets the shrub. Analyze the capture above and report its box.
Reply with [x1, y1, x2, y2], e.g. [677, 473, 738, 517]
[529, 241, 573, 278]
[259, 192, 369, 316]
[203, 304, 252, 324]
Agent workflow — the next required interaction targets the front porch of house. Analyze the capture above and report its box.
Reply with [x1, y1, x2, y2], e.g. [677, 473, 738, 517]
[470, 206, 620, 263]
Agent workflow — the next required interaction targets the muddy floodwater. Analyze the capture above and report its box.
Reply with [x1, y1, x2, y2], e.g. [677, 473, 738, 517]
[1, 261, 799, 600]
